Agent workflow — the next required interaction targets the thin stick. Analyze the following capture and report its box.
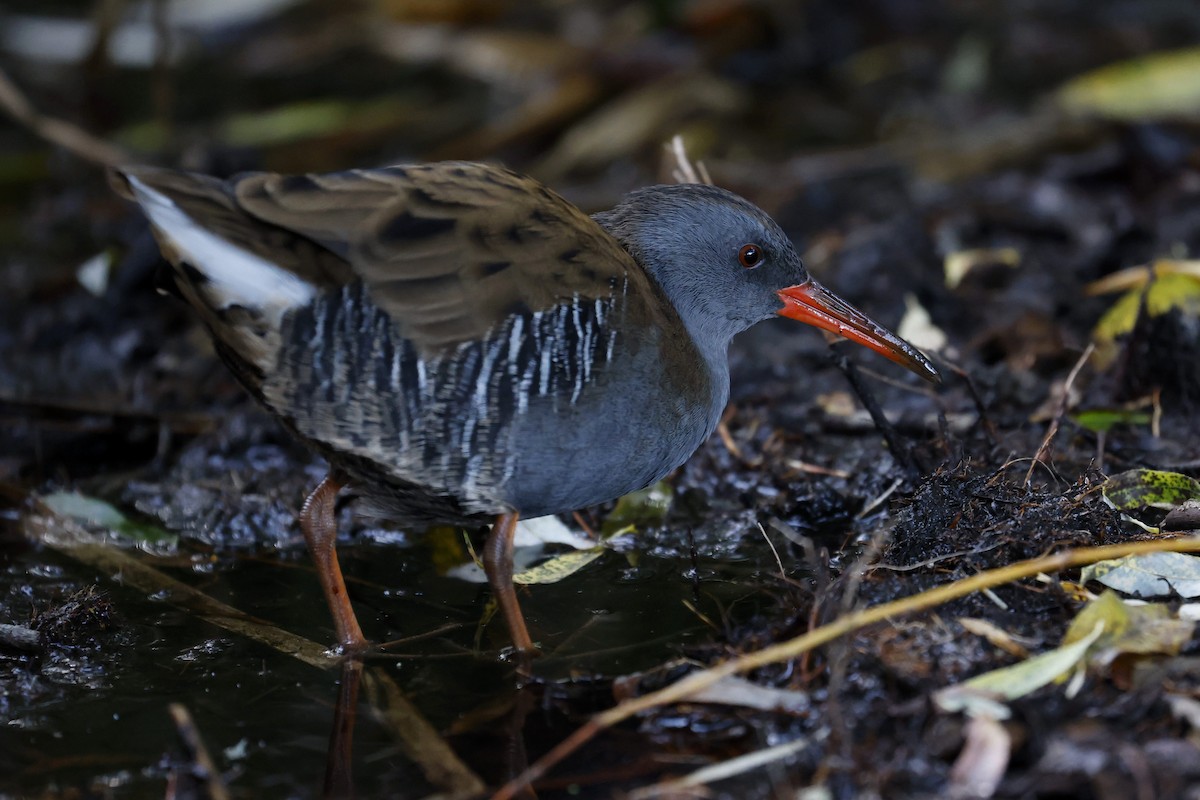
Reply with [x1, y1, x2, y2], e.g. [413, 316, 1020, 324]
[856, 477, 904, 519]
[0, 66, 128, 166]
[756, 523, 786, 580]
[627, 736, 812, 799]
[665, 134, 713, 186]
[168, 703, 232, 800]
[830, 349, 917, 474]
[492, 534, 1200, 800]
[1024, 344, 1094, 487]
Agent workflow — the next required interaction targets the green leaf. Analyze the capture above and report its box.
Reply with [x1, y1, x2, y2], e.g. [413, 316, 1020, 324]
[1101, 469, 1200, 511]
[40, 491, 177, 547]
[221, 100, 352, 147]
[1071, 409, 1152, 433]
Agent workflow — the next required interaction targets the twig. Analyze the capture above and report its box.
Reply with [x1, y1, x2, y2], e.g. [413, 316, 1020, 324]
[0, 623, 41, 651]
[856, 477, 904, 519]
[716, 419, 744, 460]
[168, 703, 232, 800]
[829, 348, 919, 474]
[491, 534, 1200, 800]
[785, 458, 852, 479]
[870, 540, 1007, 572]
[941, 358, 1001, 447]
[151, 0, 175, 145]
[855, 363, 942, 397]
[0, 66, 128, 166]
[756, 523, 786, 580]
[361, 669, 484, 796]
[83, 0, 127, 124]
[627, 736, 813, 799]
[1024, 344, 1095, 487]
[665, 134, 713, 186]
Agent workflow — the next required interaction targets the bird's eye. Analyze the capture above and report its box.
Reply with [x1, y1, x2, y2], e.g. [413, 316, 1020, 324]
[738, 243, 763, 269]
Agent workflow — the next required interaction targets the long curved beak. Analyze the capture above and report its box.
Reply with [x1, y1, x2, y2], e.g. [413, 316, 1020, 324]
[777, 281, 940, 383]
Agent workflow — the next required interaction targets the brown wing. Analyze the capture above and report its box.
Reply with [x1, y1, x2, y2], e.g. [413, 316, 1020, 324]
[231, 162, 641, 349]
[112, 166, 353, 288]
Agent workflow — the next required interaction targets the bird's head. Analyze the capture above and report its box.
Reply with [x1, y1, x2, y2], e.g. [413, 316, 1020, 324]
[595, 183, 939, 383]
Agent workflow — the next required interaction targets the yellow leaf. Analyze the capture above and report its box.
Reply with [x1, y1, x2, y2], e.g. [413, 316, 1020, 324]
[1063, 590, 1128, 646]
[427, 526, 470, 574]
[1065, 590, 1193, 663]
[934, 622, 1105, 717]
[512, 547, 605, 585]
[944, 247, 1020, 289]
[1057, 47, 1200, 120]
[1091, 273, 1200, 367]
[1085, 259, 1200, 295]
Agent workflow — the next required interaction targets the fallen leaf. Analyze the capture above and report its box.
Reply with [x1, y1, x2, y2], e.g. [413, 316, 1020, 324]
[1166, 694, 1200, 731]
[1062, 589, 1130, 645]
[944, 247, 1020, 289]
[934, 623, 1105, 718]
[896, 292, 947, 353]
[1081, 552, 1200, 599]
[1057, 47, 1200, 121]
[685, 675, 810, 714]
[603, 481, 673, 535]
[1085, 259, 1200, 296]
[76, 251, 112, 296]
[1065, 589, 1193, 665]
[958, 617, 1034, 659]
[1091, 273, 1200, 367]
[948, 713, 1011, 800]
[1163, 500, 1200, 532]
[536, 74, 744, 177]
[1101, 469, 1200, 511]
[40, 491, 177, 548]
[1071, 408, 1152, 433]
[512, 546, 606, 585]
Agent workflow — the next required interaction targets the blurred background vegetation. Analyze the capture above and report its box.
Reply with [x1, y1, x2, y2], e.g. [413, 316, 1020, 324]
[5, 0, 1200, 201]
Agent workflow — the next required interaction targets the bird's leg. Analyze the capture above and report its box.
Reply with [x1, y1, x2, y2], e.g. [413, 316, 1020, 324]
[323, 657, 363, 798]
[483, 512, 536, 653]
[300, 474, 367, 652]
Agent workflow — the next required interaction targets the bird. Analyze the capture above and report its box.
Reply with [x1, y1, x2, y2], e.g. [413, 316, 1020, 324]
[113, 161, 939, 655]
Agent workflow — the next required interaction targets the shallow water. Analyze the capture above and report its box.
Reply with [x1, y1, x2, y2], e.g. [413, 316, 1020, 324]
[3, 514, 786, 797]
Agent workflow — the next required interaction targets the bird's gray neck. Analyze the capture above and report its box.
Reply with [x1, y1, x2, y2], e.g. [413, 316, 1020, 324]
[592, 205, 734, 453]
[593, 207, 742, 368]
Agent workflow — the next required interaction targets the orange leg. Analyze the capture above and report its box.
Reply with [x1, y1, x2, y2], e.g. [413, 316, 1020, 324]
[323, 657, 363, 797]
[300, 474, 367, 652]
[482, 512, 536, 653]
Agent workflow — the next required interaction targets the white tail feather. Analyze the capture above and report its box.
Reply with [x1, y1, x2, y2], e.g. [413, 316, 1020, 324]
[127, 176, 315, 313]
